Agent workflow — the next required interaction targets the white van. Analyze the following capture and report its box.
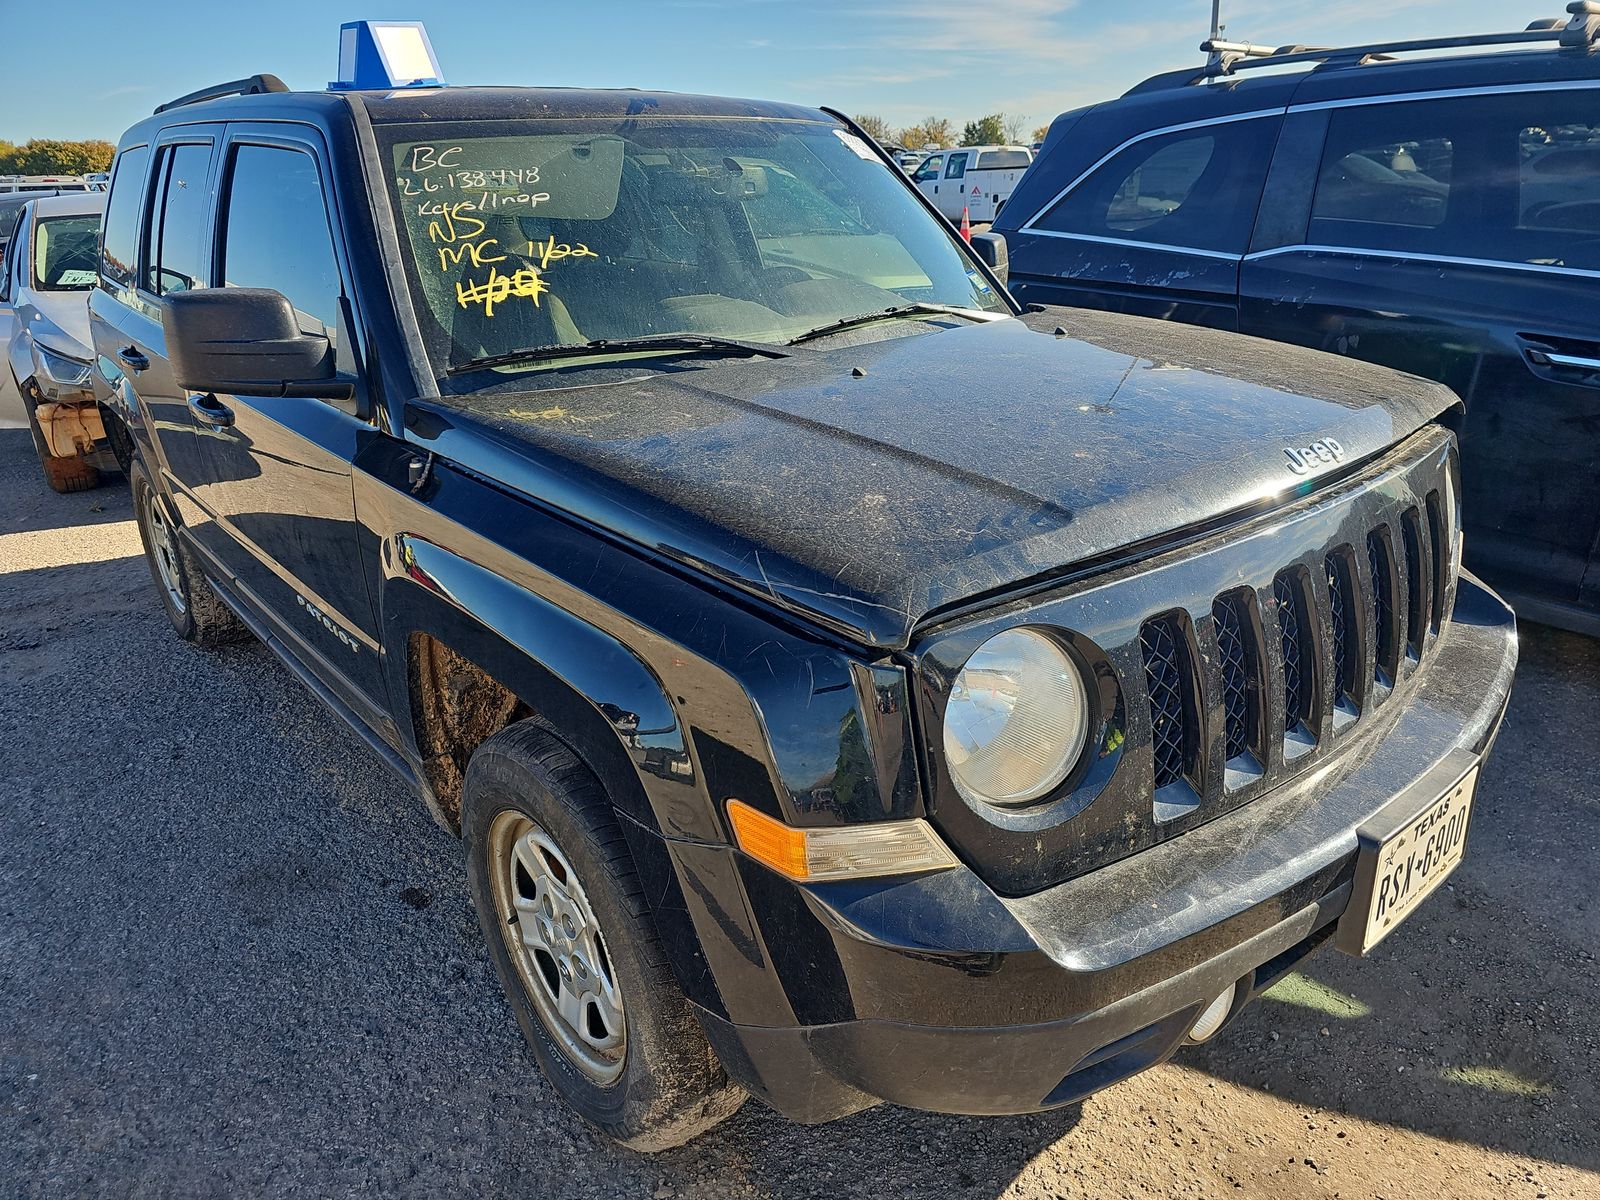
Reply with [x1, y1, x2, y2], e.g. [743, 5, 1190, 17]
[910, 145, 1033, 223]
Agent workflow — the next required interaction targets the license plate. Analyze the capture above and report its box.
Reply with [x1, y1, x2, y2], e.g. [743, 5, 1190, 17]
[1337, 753, 1479, 956]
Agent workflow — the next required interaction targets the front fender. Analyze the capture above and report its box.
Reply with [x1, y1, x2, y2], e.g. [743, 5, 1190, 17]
[382, 532, 696, 837]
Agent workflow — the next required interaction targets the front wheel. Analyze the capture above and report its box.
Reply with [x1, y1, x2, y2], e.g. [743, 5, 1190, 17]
[462, 721, 745, 1151]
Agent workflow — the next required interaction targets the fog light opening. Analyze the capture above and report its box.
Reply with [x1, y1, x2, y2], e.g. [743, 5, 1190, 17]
[1186, 983, 1239, 1045]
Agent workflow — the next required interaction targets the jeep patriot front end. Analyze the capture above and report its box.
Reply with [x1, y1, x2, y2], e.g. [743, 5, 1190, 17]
[94, 70, 1517, 1148]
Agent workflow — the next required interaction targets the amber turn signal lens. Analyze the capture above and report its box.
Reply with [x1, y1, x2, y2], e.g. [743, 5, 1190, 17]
[726, 800, 811, 880]
[725, 799, 961, 883]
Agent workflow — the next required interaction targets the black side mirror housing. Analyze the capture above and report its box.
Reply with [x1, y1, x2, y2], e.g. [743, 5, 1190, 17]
[970, 231, 1009, 288]
[162, 288, 353, 401]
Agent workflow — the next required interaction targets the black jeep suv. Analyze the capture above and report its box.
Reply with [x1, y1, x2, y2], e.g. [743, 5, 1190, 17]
[996, 7, 1600, 635]
[90, 73, 1516, 1149]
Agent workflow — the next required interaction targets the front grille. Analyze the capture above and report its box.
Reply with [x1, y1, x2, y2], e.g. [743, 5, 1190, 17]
[1140, 615, 1191, 789]
[1135, 463, 1453, 803]
[921, 425, 1460, 898]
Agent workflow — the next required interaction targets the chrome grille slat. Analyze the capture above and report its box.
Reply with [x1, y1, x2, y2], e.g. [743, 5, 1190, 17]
[1273, 572, 1309, 734]
[1402, 509, 1426, 658]
[1367, 529, 1399, 683]
[1213, 593, 1253, 762]
[1325, 553, 1352, 706]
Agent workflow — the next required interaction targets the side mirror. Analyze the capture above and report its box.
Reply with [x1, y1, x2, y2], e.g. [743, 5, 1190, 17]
[162, 288, 353, 400]
[970, 231, 1009, 288]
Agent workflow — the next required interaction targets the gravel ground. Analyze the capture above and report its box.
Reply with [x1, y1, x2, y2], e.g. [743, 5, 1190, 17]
[1, 427, 1597, 1200]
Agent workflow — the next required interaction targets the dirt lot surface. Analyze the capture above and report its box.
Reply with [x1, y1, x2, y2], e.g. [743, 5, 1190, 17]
[1, 428, 1597, 1199]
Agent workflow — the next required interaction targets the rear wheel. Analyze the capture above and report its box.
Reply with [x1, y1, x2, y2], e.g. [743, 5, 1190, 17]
[129, 459, 247, 646]
[463, 722, 745, 1151]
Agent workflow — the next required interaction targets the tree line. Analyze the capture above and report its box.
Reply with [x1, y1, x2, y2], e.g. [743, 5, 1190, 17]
[852, 113, 1053, 151]
[0, 139, 116, 177]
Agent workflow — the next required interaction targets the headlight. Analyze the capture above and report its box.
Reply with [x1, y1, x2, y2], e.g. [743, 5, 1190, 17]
[36, 345, 92, 388]
[942, 627, 1089, 807]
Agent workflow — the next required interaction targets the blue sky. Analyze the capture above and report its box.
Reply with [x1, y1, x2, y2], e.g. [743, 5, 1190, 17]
[1, 0, 1533, 144]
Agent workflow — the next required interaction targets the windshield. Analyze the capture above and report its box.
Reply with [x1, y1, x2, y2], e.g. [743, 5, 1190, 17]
[33, 214, 100, 291]
[377, 116, 1006, 385]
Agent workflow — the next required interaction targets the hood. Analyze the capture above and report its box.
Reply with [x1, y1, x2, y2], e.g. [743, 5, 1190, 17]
[413, 309, 1455, 649]
[22, 289, 93, 362]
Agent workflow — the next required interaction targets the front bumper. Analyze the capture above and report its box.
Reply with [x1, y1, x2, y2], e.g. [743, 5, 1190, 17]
[680, 572, 1516, 1122]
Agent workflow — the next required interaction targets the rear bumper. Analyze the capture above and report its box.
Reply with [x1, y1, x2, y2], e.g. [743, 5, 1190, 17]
[684, 572, 1517, 1122]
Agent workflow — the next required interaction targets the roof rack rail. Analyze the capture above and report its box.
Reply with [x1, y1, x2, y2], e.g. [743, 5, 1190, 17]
[154, 74, 290, 115]
[1183, 1, 1600, 83]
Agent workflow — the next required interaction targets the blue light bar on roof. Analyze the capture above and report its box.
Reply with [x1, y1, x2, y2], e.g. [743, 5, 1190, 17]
[329, 21, 445, 90]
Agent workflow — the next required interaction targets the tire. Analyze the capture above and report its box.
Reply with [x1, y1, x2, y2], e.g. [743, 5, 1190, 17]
[20, 376, 100, 494]
[129, 458, 248, 647]
[462, 721, 745, 1151]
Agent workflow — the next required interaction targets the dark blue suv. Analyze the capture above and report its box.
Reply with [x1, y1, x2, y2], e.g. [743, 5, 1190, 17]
[998, 8, 1600, 635]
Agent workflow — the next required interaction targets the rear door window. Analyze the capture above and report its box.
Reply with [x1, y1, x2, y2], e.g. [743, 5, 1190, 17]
[1518, 119, 1600, 238]
[1312, 108, 1455, 232]
[144, 141, 215, 295]
[1032, 117, 1279, 254]
[1308, 89, 1600, 269]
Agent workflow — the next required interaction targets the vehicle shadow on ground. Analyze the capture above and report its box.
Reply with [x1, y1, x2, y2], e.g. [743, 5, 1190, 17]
[1184, 623, 1600, 1174]
[675, 1100, 1083, 1200]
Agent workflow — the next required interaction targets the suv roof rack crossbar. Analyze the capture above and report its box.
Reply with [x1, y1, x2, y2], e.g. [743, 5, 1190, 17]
[154, 74, 290, 114]
[1195, 3, 1600, 82]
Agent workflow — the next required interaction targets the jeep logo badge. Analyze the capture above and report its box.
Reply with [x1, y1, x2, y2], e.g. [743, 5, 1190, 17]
[1285, 438, 1346, 475]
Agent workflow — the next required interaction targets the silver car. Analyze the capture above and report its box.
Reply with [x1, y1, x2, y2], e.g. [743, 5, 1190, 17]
[0, 192, 112, 492]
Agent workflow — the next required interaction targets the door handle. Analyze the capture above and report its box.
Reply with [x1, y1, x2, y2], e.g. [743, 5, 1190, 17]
[187, 392, 234, 428]
[1527, 347, 1600, 372]
[117, 345, 149, 372]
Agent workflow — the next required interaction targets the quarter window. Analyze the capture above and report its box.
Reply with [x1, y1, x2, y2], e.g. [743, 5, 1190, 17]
[1033, 118, 1279, 254]
[145, 142, 214, 295]
[99, 143, 150, 287]
[218, 144, 341, 338]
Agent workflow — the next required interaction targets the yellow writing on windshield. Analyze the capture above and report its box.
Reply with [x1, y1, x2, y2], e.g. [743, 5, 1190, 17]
[527, 238, 599, 270]
[455, 266, 550, 317]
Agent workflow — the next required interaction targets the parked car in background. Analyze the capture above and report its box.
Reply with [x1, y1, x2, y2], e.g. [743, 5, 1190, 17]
[911, 144, 1033, 222]
[91, 32, 1516, 1153]
[0, 175, 96, 193]
[997, 10, 1600, 634]
[0, 190, 71, 263]
[1, 193, 115, 489]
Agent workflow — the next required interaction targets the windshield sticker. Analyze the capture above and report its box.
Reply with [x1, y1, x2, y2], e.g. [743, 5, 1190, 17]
[832, 129, 878, 162]
[965, 268, 993, 295]
[57, 269, 97, 286]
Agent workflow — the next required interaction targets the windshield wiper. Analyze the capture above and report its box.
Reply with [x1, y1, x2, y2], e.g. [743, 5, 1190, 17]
[787, 303, 990, 346]
[447, 333, 791, 375]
